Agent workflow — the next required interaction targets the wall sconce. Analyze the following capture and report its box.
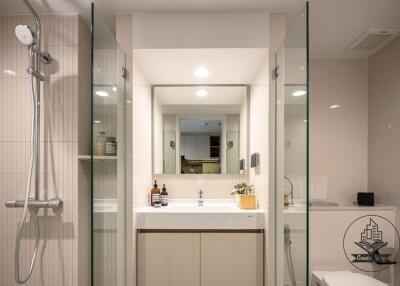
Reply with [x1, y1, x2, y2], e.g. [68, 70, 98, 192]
[170, 141, 175, 148]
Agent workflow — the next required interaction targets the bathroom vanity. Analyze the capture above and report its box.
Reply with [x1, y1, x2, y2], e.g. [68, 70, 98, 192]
[136, 201, 265, 286]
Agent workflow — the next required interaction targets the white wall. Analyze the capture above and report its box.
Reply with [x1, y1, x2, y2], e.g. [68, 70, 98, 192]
[132, 12, 269, 49]
[368, 36, 400, 283]
[249, 57, 269, 209]
[310, 59, 368, 203]
[153, 95, 163, 174]
[127, 55, 153, 286]
[240, 96, 248, 171]
[163, 115, 176, 174]
[117, 13, 153, 286]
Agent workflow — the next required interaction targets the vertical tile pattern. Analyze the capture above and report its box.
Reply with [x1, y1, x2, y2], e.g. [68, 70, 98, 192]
[91, 30, 123, 286]
[0, 15, 90, 286]
[153, 174, 249, 200]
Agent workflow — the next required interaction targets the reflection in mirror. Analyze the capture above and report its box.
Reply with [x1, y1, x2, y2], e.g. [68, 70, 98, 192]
[153, 85, 248, 175]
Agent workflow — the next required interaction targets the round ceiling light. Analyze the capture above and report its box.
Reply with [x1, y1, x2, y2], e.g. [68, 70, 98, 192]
[194, 66, 209, 78]
[196, 89, 208, 97]
[292, 90, 307, 97]
[95, 90, 109, 97]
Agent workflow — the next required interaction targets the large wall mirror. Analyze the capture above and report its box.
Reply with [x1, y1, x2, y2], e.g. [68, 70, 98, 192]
[153, 85, 249, 175]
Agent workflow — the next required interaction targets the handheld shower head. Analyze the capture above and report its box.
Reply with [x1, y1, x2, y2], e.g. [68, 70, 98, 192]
[15, 25, 36, 46]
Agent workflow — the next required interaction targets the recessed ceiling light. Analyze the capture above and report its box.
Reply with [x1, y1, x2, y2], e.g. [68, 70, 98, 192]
[329, 104, 341, 109]
[93, 120, 101, 124]
[112, 85, 117, 92]
[96, 90, 109, 97]
[292, 90, 306, 97]
[3, 69, 16, 76]
[194, 66, 209, 78]
[196, 89, 208, 97]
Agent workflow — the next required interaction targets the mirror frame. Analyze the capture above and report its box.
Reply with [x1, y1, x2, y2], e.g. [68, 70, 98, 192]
[151, 84, 250, 176]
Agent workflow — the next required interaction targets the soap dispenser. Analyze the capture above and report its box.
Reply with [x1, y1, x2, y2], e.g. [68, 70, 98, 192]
[151, 180, 161, 206]
[161, 184, 168, 206]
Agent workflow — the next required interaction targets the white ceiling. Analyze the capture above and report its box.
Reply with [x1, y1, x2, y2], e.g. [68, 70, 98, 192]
[0, 0, 300, 15]
[1, 0, 400, 58]
[156, 86, 246, 115]
[308, 0, 400, 58]
[155, 86, 247, 105]
[134, 49, 268, 84]
[181, 119, 222, 134]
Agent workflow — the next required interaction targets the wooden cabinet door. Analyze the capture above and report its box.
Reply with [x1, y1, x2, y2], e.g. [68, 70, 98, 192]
[138, 233, 201, 286]
[200, 233, 263, 286]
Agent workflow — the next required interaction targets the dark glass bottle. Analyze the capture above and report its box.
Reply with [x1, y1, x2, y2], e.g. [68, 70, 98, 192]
[161, 184, 168, 206]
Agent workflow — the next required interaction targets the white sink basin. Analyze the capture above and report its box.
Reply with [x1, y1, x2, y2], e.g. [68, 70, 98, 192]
[136, 200, 265, 230]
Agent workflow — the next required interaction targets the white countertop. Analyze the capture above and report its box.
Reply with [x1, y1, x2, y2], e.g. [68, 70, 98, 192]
[137, 199, 264, 213]
[136, 200, 265, 230]
[310, 202, 396, 211]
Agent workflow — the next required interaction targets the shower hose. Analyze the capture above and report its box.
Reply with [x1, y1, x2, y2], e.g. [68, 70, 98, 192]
[15, 72, 40, 284]
[284, 224, 297, 286]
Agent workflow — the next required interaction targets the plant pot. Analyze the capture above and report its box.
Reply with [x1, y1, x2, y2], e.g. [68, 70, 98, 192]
[235, 194, 241, 207]
[238, 194, 257, 209]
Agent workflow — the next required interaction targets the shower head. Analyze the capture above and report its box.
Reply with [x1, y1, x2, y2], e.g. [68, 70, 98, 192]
[15, 25, 36, 46]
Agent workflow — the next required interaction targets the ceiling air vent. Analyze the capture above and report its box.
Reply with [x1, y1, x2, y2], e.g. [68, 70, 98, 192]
[348, 28, 400, 54]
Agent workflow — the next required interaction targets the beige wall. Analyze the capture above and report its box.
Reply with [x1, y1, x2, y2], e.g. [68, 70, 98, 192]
[368, 36, 400, 283]
[310, 59, 368, 203]
[0, 15, 90, 286]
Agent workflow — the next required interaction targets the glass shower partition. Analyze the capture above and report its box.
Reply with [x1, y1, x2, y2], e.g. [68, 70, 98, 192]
[275, 3, 309, 286]
[91, 4, 127, 286]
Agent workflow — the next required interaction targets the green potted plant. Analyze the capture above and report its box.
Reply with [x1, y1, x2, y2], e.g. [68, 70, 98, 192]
[231, 183, 256, 209]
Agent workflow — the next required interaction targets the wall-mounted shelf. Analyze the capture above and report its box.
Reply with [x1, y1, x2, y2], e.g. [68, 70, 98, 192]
[78, 155, 117, 161]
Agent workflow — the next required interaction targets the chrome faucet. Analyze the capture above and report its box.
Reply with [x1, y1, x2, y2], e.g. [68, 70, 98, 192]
[198, 190, 204, 206]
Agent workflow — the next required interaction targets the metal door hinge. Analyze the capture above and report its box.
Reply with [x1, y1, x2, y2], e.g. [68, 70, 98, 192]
[122, 67, 127, 79]
[272, 65, 279, 80]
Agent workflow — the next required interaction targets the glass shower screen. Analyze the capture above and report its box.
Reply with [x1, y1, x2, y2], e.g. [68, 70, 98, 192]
[275, 3, 309, 286]
[91, 4, 127, 286]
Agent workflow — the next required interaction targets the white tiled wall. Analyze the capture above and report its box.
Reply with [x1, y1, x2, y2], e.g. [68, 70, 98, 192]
[249, 56, 269, 210]
[153, 174, 249, 200]
[0, 15, 90, 286]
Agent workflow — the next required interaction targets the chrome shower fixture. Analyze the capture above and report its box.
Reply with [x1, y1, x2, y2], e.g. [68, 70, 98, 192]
[15, 24, 36, 46]
[5, 0, 61, 284]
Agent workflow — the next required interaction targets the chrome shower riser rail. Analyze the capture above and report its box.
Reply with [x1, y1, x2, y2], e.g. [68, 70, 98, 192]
[5, 199, 63, 209]
[27, 67, 45, 81]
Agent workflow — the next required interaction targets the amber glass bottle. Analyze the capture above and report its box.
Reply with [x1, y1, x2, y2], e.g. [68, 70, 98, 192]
[151, 180, 161, 206]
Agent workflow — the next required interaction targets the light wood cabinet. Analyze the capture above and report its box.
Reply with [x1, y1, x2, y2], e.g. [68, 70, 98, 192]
[200, 233, 264, 286]
[138, 232, 263, 286]
[138, 233, 201, 286]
